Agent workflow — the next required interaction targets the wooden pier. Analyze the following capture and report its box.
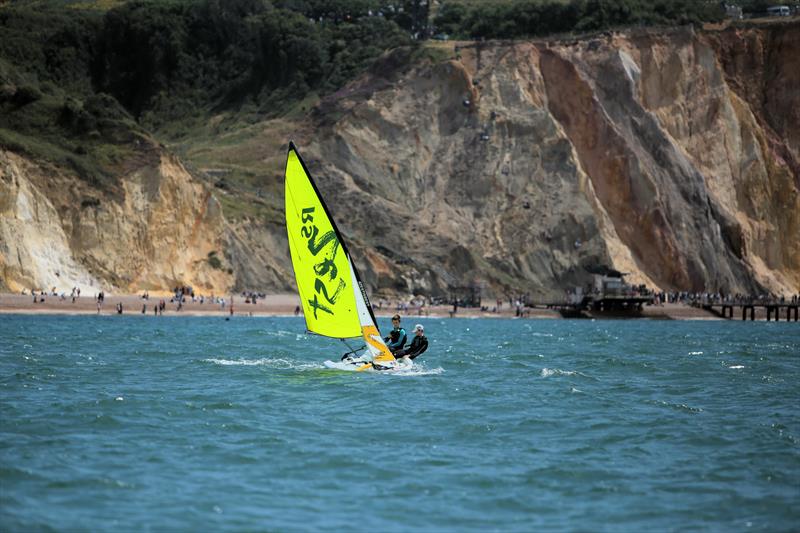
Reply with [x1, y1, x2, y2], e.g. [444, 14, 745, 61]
[699, 301, 800, 321]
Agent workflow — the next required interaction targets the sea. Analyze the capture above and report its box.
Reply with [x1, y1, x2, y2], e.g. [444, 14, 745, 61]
[1, 314, 798, 532]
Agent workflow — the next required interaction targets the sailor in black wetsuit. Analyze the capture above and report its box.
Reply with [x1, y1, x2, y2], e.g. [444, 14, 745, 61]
[395, 324, 428, 361]
[384, 314, 407, 354]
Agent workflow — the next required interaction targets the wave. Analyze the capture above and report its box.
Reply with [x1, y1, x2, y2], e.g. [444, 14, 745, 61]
[389, 363, 445, 377]
[204, 357, 444, 376]
[647, 399, 703, 413]
[203, 358, 321, 370]
[540, 367, 591, 379]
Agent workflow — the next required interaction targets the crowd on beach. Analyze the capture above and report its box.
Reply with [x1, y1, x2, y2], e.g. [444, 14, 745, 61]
[15, 286, 799, 318]
[25, 286, 83, 303]
[18, 288, 542, 318]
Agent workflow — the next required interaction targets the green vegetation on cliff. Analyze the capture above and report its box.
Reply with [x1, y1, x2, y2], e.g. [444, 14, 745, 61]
[0, 0, 413, 199]
[0, 0, 727, 215]
[434, 0, 724, 39]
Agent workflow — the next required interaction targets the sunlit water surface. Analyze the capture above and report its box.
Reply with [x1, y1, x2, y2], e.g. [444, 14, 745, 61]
[1, 315, 798, 531]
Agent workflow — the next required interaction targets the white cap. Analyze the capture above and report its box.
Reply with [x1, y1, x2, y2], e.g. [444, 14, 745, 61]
[414, 324, 424, 332]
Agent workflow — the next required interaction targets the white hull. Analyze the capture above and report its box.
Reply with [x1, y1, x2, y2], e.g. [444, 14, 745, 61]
[323, 358, 412, 372]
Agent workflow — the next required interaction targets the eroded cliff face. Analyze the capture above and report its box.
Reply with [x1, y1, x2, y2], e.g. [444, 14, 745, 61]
[304, 21, 798, 298]
[0, 146, 233, 294]
[1, 21, 797, 298]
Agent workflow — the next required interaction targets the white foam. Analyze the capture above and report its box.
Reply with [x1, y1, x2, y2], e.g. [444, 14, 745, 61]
[688, 351, 703, 355]
[204, 357, 443, 375]
[728, 365, 745, 369]
[203, 358, 321, 370]
[389, 362, 445, 377]
[541, 368, 577, 378]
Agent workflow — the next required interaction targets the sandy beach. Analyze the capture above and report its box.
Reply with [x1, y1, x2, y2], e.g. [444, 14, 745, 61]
[0, 292, 722, 320]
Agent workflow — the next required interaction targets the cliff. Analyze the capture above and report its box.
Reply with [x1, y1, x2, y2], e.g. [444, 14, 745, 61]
[1, 20, 797, 298]
[303, 20, 799, 298]
[1, 143, 233, 294]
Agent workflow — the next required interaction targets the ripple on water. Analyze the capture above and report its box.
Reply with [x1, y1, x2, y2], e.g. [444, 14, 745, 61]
[0, 315, 798, 531]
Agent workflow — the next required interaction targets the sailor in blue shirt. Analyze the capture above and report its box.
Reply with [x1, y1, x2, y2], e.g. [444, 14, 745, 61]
[384, 314, 407, 354]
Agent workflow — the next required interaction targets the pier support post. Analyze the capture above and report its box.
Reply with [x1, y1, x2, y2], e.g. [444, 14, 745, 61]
[751, 306, 755, 321]
[767, 307, 771, 321]
[742, 306, 747, 321]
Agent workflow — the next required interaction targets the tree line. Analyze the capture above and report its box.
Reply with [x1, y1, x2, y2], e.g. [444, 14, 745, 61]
[1, 0, 736, 129]
[433, 0, 726, 39]
[0, 0, 414, 127]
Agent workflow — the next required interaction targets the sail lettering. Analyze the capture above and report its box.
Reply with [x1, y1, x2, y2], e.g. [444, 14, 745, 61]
[314, 256, 338, 280]
[299, 205, 348, 318]
[316, 278, 346, 306]
[307, 293, 333, 318]
[308, 230, 338, 256]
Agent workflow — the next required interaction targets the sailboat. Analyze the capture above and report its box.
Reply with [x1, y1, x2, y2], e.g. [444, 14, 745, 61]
[284, 141, 404, 372]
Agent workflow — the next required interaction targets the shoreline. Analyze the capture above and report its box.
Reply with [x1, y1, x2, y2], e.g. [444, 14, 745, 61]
[0, 293, 724, 320]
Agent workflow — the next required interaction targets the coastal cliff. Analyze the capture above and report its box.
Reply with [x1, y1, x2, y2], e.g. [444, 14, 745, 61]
[0, 145, 232, 294]
[1, 20, 797, 297]
[304, 21, 799, 298]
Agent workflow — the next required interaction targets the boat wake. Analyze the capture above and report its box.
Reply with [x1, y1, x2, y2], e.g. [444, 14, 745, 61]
[388, 362, 445, 377]
[203, 357, 320, 370]
[203, 357, 443, 376]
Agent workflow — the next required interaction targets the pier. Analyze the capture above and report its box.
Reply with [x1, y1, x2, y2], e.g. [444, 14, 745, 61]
[544, 294, 652, 318]
[544, 269, 654, 318]
[696, 300, 800, 321]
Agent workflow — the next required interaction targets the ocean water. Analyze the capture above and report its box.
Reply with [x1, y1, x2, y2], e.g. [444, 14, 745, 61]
[1, 315, 798, 532]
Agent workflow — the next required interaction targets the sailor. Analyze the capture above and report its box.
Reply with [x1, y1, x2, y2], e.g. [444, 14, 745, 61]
[384, 314, 407, 353]
[395, 324, 428, 361]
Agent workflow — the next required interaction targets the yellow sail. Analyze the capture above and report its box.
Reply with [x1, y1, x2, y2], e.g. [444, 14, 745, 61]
[285, 142, 396, 368]
[285, 143, 361, 338]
